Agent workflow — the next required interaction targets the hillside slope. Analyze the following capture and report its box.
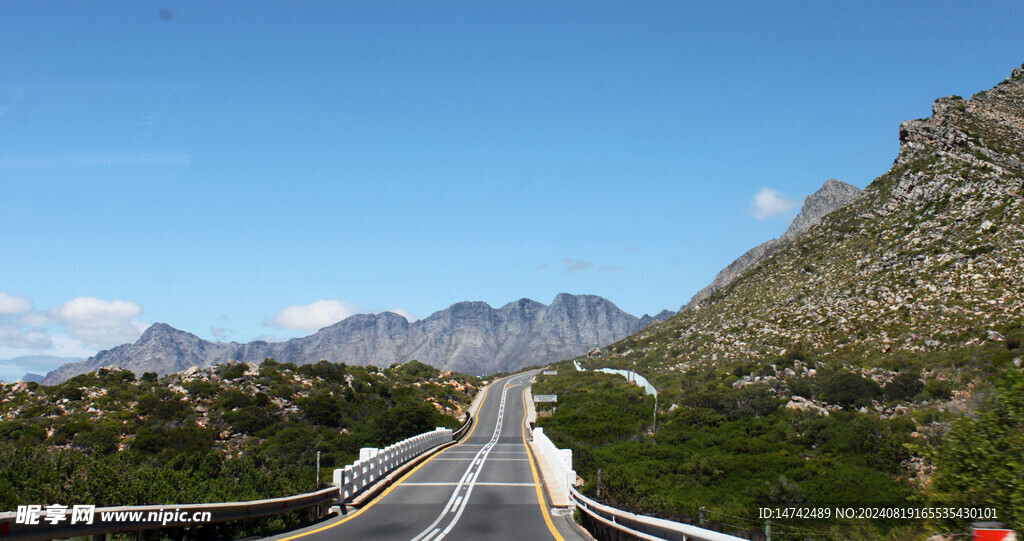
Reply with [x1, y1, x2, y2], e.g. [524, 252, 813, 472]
[684, 179, 863, 310]
[622, 65, 1023, 371]
[555, 63, 1024, 537]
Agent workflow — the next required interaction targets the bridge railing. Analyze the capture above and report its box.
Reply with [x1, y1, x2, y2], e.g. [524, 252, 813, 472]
[334, 426, 453, 502]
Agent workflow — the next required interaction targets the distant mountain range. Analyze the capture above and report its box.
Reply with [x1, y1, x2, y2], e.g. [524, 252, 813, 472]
[41, 294, 672, 384]
[0, 355, 84, 384]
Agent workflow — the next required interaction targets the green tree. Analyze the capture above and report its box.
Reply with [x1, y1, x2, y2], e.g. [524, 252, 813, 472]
[928, 367, 1024, 531]
[296, 392, 343, 427]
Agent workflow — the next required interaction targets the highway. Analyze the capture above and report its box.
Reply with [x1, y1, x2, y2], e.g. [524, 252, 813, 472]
[269, 371, 586, 541]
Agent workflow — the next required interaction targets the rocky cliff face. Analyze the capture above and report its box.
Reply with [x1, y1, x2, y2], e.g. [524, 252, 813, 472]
[604, 63, 1024, 372]
[42, 294, 673, 384]
[684, 179, 863, 310]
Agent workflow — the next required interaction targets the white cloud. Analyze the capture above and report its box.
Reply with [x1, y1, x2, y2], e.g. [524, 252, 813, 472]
[0, 292, 33, 314]
[48, 297, 147, 348]
[210, 326, 234, 340]
[269, 300, 359, 331]
[0, 316, 52, 350]
[563, 258, 595, 273]
[0, 295, 147, 363]
[749, 187, 800, 221]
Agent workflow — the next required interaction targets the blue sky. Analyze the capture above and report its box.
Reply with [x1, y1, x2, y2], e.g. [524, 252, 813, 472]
[2, 1, 1023, 379]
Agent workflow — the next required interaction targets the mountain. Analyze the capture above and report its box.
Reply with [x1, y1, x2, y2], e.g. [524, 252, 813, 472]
[553, 62, 1024, 535]
[41, 294, 673, 384]
[683, 178, 863, 310]
[0, 355, 84, 384]
[602, 61, 1024, 380]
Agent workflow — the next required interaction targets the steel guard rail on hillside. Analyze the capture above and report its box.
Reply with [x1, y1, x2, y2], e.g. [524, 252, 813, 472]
[0, 486, 338, 541]
[452, 412, 473, 440]
[569, 486, 746, 541]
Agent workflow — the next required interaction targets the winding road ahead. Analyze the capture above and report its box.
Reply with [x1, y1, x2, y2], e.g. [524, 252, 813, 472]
[269, 372, 585, 541]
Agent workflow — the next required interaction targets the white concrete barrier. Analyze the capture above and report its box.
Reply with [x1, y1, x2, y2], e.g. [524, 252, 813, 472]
[531, 427, 575, 504]
[333, 427, 453, 502]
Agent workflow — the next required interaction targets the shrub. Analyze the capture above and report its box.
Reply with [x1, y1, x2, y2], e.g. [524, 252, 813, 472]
[884, 372, 924, 402]
[295, 393, 343, 427]
[297, 360, 348, 383]
[220, 363, 248, 380]
[818, 371, 883, 409]
[929, 367, 1024, 531]
[924, 379, 952, 400]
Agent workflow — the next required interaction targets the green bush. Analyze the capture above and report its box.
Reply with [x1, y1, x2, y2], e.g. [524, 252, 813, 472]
[884, 372, 924, 402]
[818, 371, 883, 408]
[220, 363, 248, 380]
[295, 392, 343, 427]
[297, 360, 348, 383]
[928, 367, 1024, 531]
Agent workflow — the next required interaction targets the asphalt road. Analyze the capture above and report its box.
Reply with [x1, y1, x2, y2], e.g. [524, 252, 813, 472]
[268, 372, 586, 541]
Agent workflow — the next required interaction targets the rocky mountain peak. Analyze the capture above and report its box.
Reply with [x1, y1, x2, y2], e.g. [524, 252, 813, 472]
[895, 65, 1024, 173]
[613, 61, 1024, 377]
[139, 322, 180, 341]
[684, 178, 863, 311]
[781, 179, 863, 242]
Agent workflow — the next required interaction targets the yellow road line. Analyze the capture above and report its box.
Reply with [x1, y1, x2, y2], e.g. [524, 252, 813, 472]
[522, 385, 566, 541]
[277, 383, 491, 540]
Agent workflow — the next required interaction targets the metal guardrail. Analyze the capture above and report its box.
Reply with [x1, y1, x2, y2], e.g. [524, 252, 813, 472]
[452, 413, 474, 440]
[570, 486, 747, 541]
[0, 486, 338, 541]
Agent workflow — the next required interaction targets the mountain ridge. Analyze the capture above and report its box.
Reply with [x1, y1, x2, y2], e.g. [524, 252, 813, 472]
[600, 61, 1024, 378]
[554, 61, 1024, 534]
[41, 294, 672, 384]
[683, 178, 864, 311]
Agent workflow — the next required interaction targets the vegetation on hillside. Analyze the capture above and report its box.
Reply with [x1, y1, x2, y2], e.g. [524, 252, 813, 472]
[537, 65, 1024, 540]
[0, 359, 479, 538]
[539, 340, 1022, 538]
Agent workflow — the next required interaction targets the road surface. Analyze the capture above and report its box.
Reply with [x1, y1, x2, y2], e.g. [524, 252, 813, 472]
[269, 371, 586, 541]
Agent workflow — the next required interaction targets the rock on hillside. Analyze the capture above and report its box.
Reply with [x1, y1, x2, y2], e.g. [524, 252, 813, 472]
[608, 63, 1024, 372]
[684, 179, 863, 310]
[42, 294, 673, 384]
